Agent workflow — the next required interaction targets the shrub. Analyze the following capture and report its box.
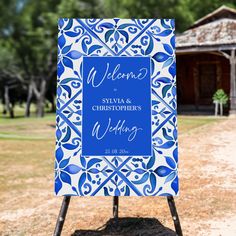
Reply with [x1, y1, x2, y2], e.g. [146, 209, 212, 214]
[212, 89, 228, 105]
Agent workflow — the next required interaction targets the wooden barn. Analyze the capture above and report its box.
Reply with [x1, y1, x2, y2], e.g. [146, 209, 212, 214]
[176, 5, 236, 114]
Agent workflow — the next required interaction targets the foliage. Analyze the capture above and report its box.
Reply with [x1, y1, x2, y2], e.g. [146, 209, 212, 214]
[103, 0, 236, 32]
[0, 0, 235, 117]
[212, 89, 229, 105]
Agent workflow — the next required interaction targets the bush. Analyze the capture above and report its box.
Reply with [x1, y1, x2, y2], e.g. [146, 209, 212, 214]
[212, 89, 228, 105]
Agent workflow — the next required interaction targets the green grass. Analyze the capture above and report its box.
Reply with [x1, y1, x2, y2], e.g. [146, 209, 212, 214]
[0, 109, 56, 194]
[177, 115, 224, 133]
[0, 112, 224, 140]
[0, 111, 55, 140]
[0, 111, 225, 196]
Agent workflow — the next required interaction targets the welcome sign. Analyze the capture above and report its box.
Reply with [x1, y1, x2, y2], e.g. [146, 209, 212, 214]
[55, 19, 178, 196]
[82, 56, 152, 156]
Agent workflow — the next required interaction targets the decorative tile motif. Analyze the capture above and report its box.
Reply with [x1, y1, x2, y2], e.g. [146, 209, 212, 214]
[55, 19, 178, 196]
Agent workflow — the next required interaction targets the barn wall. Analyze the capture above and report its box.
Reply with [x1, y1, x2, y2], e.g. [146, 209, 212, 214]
[176, 53, 230, 108]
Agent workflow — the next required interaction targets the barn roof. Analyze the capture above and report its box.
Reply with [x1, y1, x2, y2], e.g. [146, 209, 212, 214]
[176, 6, 236, 52]
[190, 5, 236, 29]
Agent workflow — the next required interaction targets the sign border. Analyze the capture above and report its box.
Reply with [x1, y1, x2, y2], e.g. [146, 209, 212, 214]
[81, 55, 153, 157]
[55, 18, 178, 197]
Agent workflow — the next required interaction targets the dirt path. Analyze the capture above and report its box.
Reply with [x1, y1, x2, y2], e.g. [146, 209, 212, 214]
[0, 117, 236, 235]
[179, 116, 236, 235]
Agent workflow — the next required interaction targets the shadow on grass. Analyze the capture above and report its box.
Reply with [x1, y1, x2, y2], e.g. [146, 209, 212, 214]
[0, 114, 25, 119]
[72, 217, 176, 236]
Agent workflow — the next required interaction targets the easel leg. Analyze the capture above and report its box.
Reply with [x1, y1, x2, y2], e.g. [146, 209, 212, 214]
[167, 196, 183, 236]
[113, 196, 119, 220]
[54, 196, 71, 236]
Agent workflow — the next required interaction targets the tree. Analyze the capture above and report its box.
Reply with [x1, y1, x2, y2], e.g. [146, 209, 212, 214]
[0, 1, 57, 117]
[0, 0, 104, 117]
[0, 0, 235, 117]
[0, 40, 25, 118]
[213, 89, 229, 116]
[103, 0, 195, 32]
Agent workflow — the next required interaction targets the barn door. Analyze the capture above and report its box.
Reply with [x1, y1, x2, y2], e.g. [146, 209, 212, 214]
[198, 63, 217, 104]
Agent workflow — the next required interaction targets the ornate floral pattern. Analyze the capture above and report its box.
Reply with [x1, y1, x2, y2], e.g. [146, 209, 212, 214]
[55, 18, 178, 196]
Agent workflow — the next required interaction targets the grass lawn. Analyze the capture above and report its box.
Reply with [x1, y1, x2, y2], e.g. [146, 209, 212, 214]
[0, 113, 55, 196]
[177, 115, 223, 133]
[0, 112, 223, 193]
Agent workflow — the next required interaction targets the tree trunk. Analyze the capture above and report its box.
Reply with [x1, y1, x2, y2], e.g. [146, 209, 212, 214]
[2, 99, 7, 115]
[36, 79, 47, 117]
[37, 98, 44, 117]
[220, 102, 223, 116]
[4, 85, 14, 118]
[25, 83, 33, 117]
[50, 94, 56, 112]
